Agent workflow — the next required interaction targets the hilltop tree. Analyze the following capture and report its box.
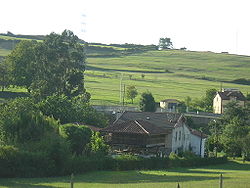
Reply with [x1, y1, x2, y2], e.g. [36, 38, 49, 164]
[139, 91, 156, 112]
[158, 37, 173, 50]
[126, 85, 138, 104]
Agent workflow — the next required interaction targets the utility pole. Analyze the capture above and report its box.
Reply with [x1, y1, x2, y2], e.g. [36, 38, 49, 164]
[122, 84, 125, 106]
[120, 73, 123, 104]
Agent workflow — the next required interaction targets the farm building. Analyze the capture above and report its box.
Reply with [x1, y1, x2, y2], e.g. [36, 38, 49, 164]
[101, 111, 206, 157]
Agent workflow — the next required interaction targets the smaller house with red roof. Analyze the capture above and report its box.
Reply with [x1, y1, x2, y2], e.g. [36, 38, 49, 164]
[101, 111, 206, 157]
[213, 88, 246, 114]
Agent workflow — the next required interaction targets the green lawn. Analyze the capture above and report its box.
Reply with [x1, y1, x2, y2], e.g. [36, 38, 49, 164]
[0, 160, 249, 188]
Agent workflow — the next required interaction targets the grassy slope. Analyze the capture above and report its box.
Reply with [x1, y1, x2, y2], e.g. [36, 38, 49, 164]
[0, 160, 249, 188]
[85, 50, 250, 105]
[1, 35, 250, 105]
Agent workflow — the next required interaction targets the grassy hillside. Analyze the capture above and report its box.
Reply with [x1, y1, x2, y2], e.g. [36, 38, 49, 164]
[1, 34, 250, 106]
[0, 160, 249, 188]
[85, 50, 250, 105]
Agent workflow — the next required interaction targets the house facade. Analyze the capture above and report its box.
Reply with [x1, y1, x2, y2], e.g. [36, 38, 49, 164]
[213, 88, 246, 114]
[101, 111, 206, 157]
[160, 99, 180, 112]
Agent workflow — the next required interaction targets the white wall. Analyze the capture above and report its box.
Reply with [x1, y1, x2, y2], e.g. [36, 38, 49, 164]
[213, 93, 222, 114]
[171, 123, 206, 157]
[190, 134, 206, 157]
[171, 124, 190, 154]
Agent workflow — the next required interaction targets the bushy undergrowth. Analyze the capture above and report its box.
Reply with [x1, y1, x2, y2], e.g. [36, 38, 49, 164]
[0, 147, 228, 178]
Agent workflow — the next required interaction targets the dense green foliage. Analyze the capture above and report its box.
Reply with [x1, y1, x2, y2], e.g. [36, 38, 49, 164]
[158, 37, 173, 49]
[0, 98, 59, 145]
[0, 96, 109, 177]
[0, 147, 227, 178]
[0, 59, 12, 91]
[126, 85, 138, 104]
[3, 30, 87, 100]
[38, 94, 108, 127]
[60, 123, 92, 155]
[186, 88, 217, 112]
[207, 102, 250, 158]
[139, 91, 156, 112]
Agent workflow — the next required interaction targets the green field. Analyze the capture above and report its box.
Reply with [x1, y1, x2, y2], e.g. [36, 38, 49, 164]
[85, 50, 250, 105]
[1, 34, 250, 106]
[0, 160, 249, 188]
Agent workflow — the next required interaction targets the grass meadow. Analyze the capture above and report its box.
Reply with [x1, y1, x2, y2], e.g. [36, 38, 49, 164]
[1, 36, 250, 106]
[85, 50, 250, 105]
[0, 160, 249, 188]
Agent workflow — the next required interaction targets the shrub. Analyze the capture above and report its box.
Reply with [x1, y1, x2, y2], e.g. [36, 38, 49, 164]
[0, 145, 54, 177]
[60, 123, 92, 155]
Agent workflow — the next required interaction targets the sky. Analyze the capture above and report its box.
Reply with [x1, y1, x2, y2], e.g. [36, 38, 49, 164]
[1, 0, 250, 55]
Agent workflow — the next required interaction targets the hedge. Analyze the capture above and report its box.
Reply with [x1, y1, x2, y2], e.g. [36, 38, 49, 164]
[0, 146, 228, 178]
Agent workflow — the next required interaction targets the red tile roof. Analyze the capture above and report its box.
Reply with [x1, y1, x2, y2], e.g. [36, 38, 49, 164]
[114, 111, 184, 129]
[101, 119, 170, 135]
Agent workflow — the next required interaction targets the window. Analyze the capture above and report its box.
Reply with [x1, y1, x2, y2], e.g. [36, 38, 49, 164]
[179, 131, 181, 141]
[175, 132, 178, 141]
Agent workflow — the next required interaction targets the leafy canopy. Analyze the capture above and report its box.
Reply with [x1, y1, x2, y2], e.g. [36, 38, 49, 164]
[6, 30, 87, 100]
[126, 85, 138, 104]
[139, 91, 156, 112]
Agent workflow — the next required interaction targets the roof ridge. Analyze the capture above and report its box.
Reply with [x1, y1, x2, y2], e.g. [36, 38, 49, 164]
[134, 120, 149, 134]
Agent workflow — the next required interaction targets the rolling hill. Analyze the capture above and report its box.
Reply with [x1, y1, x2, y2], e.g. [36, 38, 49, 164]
[0, 33, 250, 106]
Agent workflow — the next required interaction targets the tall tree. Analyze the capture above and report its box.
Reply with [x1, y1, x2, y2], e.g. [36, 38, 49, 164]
[7, 30, 87, 100]
[126, 85, 138, 104]
[0, 59, 12, 91]
[5, 40, 37, 91]
[31, 30, 86, 99]
[158, 37, 173, 50]
[203, 88, 217, 112]
[139, 91, 156, 112]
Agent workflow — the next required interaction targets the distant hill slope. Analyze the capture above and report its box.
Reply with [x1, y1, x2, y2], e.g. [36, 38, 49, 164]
[0, 33, 250, 105]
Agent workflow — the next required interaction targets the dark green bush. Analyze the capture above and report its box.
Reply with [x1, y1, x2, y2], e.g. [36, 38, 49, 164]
[0, 145, 54, 177]
[0, 146, 228, 178]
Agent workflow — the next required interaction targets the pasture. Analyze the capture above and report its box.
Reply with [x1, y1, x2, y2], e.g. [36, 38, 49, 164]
[0, 160, 249, 188]
[1, 34, 250, 105]
[85, 50, 250, 105]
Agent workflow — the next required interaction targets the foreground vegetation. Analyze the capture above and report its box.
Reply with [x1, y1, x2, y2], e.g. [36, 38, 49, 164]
[0, 160, 249, 188]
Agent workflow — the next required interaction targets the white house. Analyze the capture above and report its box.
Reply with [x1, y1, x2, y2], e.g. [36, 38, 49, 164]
[102, 111, 206, 157]
[213, 88, 246, 114]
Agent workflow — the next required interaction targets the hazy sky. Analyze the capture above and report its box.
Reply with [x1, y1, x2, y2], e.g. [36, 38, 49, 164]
[1, 0, 250, 55]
